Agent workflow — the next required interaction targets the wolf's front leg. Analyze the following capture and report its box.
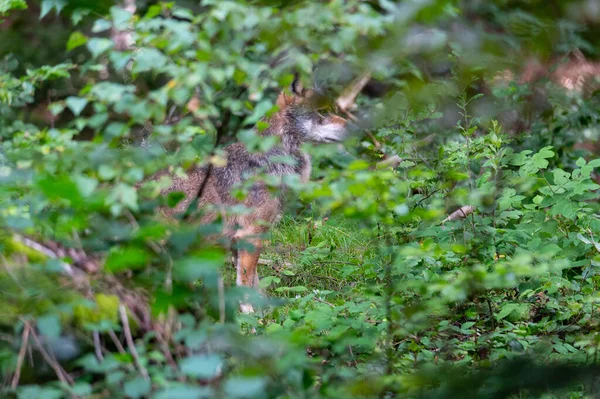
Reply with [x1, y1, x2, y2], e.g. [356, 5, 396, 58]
[235, 235, 262, 313]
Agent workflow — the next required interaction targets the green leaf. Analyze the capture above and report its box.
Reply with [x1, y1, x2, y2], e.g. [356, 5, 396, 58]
[65, 96, 88, 116]
[98, 164, 118, 181]
[532, 146, 554, 169]
[179, 354, 223, 379]
[75, 175, 98, 197]
[154, 386, 213, 399]
[259, 275, 280, 289]
[124, 377, 151, 399]
[91, 82, 136, 102]
[540, 243, 561, 256]
[37, 314, 61, 339]
[87, 38, 114, 58]
[87, 112, 108, 128]
[266, 322, 284, 334]
[588, 159, 600, 168]
[40, 0, 65, 19]
[105, 246, 150, 273]
[72, 382, 92, 397]
[48, 102, 65, 116]
[497, 303, 518, 320]
[105, 122, 128, 138]
[243, 100, 275, 125]
[92, 18, 112, 33]
[552, 169, 570, 185]
[460, 321, 475, 330]
[225, 377, 266, 398]
[110, 6, 133, 30]
[133, 48, 168, 73]
[508, 151, 530, 166]
[173, 248, 225, 282]
[167, 191, 186, 208]
[551, 199, 578, 220]
[577, 233, 591, 245]
[38, 176, 81, 203]
[67, 31, 88, 51]
[112, 183, 139, 211]
[17, 386, 62, 399]
[553, 343, 569, 355]
[0, 0, 26, 15]
[110, 51, 132, 70]
[70, 8, 90, 25]
[144, 4, 162, 19]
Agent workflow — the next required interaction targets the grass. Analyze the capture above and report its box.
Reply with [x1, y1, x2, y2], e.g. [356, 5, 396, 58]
[222, 214, 379, 304]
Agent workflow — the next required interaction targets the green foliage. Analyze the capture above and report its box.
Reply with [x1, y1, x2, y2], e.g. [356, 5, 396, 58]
[0, 0, 26, 16]
[1, 0, 600, 398]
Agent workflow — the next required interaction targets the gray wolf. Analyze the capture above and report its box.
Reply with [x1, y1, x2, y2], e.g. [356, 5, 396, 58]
[155, 77, 348, 312]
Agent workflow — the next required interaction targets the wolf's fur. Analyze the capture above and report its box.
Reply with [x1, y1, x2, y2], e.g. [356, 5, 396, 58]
[156, 80, 347, 312]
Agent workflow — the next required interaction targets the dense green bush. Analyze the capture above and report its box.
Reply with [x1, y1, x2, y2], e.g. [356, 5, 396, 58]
[2, 0, 600, 398]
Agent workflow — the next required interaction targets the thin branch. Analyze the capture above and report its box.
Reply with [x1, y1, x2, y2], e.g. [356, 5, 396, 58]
[413, 188, 440, 210]
[348, 345, 358, 367]
[93, 331, 104, 362]
[166, 104, 177, 122]
[11, 324, 30, 389]
[487, 297, 496, 330]
[442, 205, 476, 223]
[154, 329, 180, 375]
[336, 70, 372, 112]
[123, 209, 140, 231]
[119, 305, 149, 380]
[376, 154, 403, 169]
[365, 131, 382, 149]
[314, 297, 335, 308]
[27, 322, 75, 388]
[108, 329, 126, 355]
[384, 257, 394, 376]
[218, 276, 226, 324]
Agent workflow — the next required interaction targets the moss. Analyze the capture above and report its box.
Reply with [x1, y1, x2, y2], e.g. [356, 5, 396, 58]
[0, 264, 83, 327]
[2, 235, 49, 263]
[73, 293, 120, 327]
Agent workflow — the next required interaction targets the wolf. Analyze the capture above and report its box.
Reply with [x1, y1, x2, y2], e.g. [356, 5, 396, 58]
[156, 77, 348, 312]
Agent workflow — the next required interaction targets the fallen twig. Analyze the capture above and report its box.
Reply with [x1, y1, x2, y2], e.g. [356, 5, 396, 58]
[12, 235, 74, 275]
[12, 234, 98, 274]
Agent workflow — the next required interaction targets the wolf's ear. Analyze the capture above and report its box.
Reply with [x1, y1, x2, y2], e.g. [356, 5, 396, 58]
[276, 92, 291, 109]
[276, 73, 303, 109]
[291, 73, 304, 96]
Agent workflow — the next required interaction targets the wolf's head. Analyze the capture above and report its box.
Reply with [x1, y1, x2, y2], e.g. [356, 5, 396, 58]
[272, 76, 347, 144]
